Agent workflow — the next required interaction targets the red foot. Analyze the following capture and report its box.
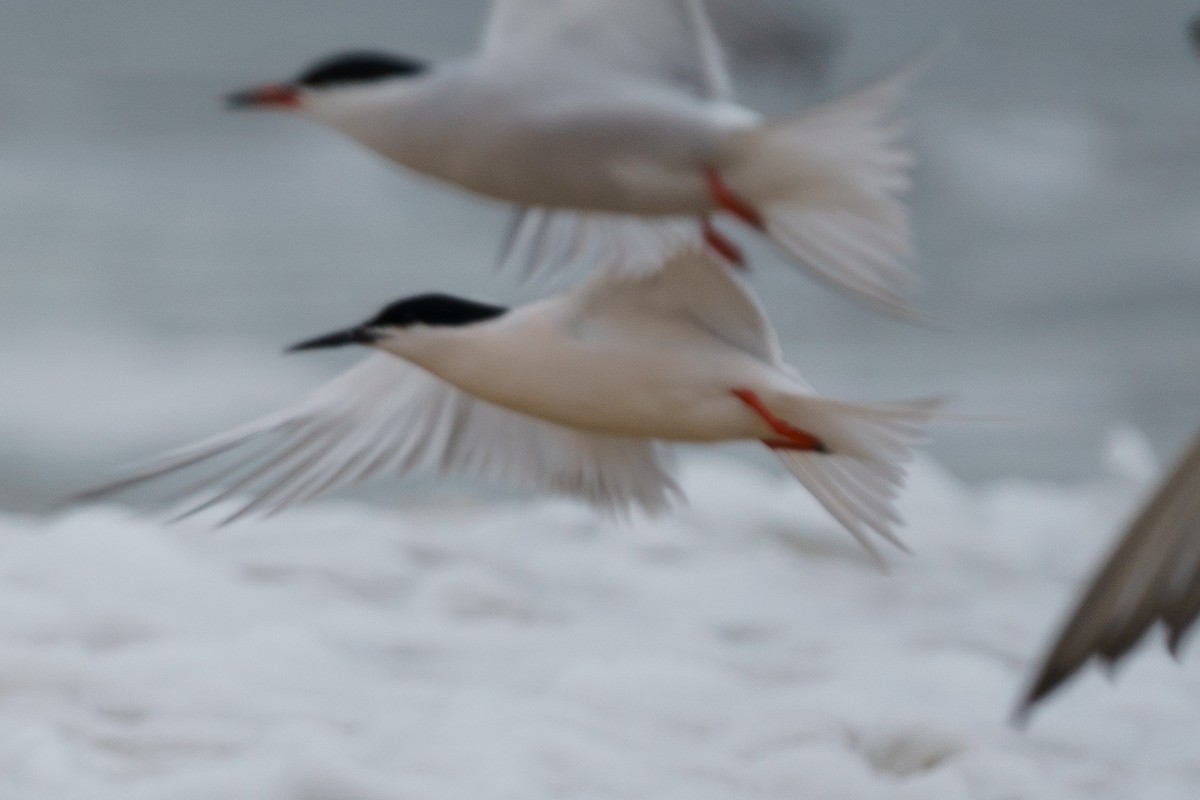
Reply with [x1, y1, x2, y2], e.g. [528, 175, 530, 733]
[706, 167, 764, 230]
[702, 216, 745, 267]
[732, 389, 829, 453]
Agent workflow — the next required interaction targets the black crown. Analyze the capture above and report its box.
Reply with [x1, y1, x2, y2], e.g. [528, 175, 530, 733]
[369, 294, 508, 328]
[297, 51, 426, 88]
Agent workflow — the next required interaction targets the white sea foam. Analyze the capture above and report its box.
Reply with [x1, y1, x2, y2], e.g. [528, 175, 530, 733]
[1, 445, 1197, 798]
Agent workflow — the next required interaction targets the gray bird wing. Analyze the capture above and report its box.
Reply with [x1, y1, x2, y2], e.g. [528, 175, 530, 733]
[72, 354, 680, 524]
[1020, 430, 1200, 716]
[482, 0, 732, 101]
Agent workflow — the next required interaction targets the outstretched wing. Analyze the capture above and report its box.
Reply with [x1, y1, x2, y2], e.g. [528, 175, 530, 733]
[1020, 430, 1200, 715]
[482, 0, 732, 101]
[566, 246, 783, 366]
[73, 354, 681, 524]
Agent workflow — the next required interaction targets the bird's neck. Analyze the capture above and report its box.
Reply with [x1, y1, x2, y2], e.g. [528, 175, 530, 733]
[303, 74, 451, 166]
[376, 326, 490, 386]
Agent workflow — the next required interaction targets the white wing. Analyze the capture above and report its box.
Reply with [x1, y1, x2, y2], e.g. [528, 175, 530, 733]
[566, 246, 783, 366]
[480, 2, 733, 283]
[1020, 430, 1200, 715]
[497, 208, 699, 284]
[482, 0, 732, 101]
[74, 354, 681, 524]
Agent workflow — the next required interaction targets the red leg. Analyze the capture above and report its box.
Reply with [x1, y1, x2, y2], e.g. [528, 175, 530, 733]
[706, 166, 765, 230]
[701, 215, 745, 267]
[732, 389, 829, 453]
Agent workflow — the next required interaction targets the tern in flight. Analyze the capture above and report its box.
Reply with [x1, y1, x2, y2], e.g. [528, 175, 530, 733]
[226, 0, 922, 314]
[77, 250, 940, 564]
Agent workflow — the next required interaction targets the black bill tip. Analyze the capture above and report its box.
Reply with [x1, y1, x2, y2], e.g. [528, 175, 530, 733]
[225, 83, 301, 110]
[224, 89, 259, 109]
[287, 327, 378, 353]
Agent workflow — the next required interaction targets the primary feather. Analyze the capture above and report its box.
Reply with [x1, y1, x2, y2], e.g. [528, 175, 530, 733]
[74, 355, 681, 524]
[1020, 430, 1200, 716]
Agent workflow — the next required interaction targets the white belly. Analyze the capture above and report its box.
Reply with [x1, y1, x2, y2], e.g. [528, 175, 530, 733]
[443, 330, 771, 442]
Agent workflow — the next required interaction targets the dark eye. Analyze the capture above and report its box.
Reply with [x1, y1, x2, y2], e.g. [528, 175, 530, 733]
[296, 52, 426, 88]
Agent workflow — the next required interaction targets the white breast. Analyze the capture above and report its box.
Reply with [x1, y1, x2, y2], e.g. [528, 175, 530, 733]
[385, 304, 769, 442]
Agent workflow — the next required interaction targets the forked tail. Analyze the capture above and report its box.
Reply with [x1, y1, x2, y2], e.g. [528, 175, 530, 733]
[721, 58, 928, 315]
[768, 393, 944, 567]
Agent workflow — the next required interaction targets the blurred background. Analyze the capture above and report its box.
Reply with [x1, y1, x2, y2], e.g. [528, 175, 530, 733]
[2, 0, 1199, 511]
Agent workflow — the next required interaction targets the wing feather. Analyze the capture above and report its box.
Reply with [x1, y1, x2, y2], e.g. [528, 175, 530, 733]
[74, 355, 681, 523]
[1020, 430, 1200, 715]
[499, 208, 697, 282]
[482, 0, 731, 101]
[568, 247, 783, 365]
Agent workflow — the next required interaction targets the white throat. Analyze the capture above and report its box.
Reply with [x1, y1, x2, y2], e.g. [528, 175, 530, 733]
[300, 75, 447, 168]
[372, 324, 486, 383]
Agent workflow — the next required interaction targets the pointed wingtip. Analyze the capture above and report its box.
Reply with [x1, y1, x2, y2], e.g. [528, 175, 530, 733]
[1010, 702, 1031, 729]
[853, 532, 890, 573]
[1010, 697, 1037, 730]
[1012, 683, 1050, 728]
[1015, 659, 1079, 723]
[1168, 630, 1189, 660]
[57, 479, 135, 515]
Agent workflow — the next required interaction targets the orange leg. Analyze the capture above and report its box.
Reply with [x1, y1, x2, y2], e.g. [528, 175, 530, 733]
[732, 388, 829, 453]
[706, 166, 764, 230]
[701, 215, 745, 267]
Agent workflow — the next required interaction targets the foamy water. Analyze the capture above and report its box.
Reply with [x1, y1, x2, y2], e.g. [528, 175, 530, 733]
[2, 450, 1197, 798]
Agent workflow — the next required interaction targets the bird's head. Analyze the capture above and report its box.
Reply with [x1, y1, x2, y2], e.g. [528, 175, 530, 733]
[288, 294, 508, 355]
[225, 51, 428, 112]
